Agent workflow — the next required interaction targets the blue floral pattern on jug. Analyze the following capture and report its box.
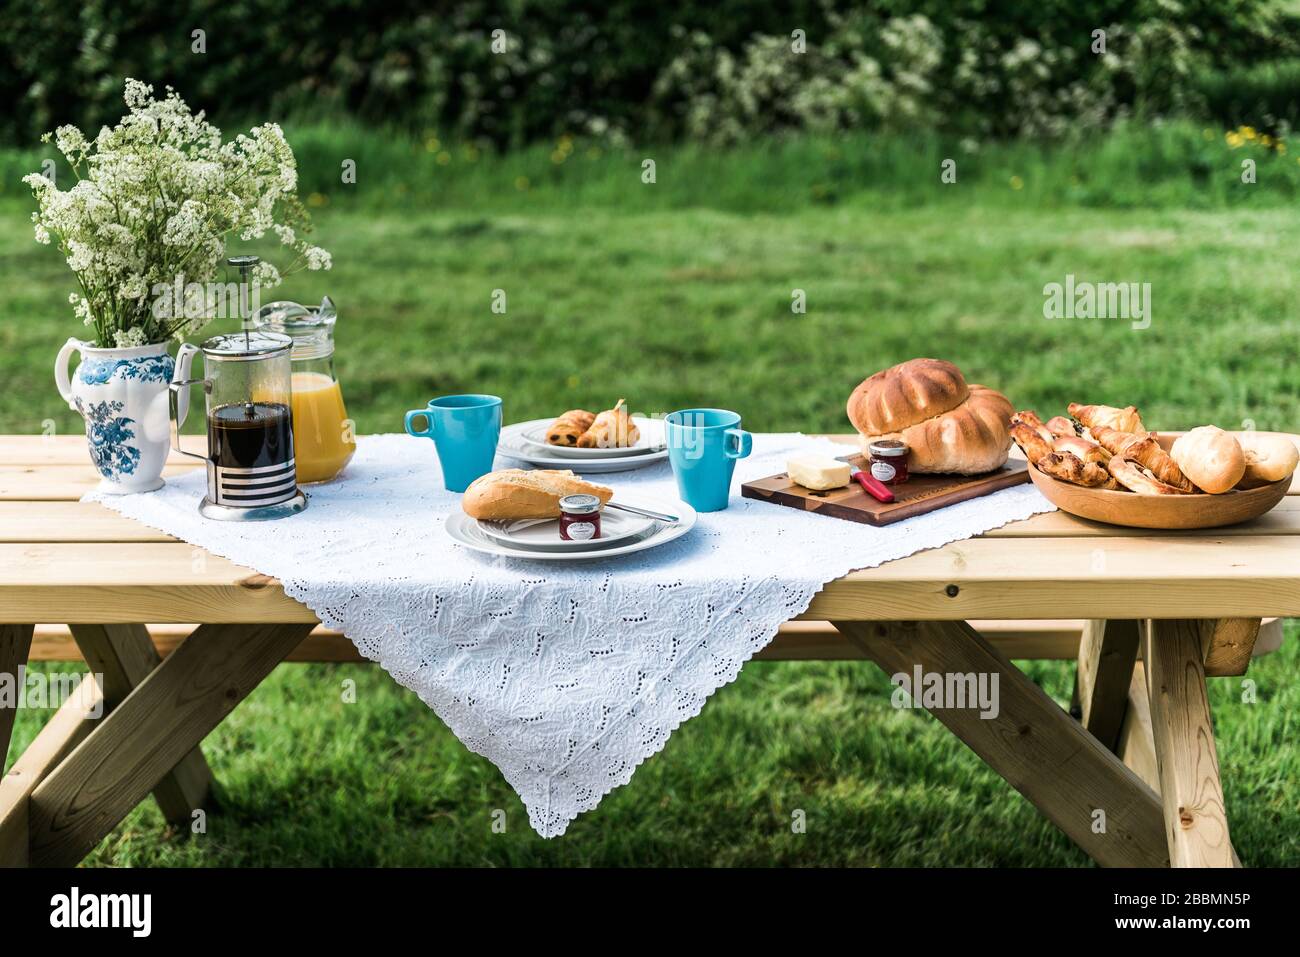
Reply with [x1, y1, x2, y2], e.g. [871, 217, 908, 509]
[78, 353, 174, 385]
[81, 399, 141, 479]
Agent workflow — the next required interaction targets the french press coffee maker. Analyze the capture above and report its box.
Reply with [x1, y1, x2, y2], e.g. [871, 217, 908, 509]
[170, 331, 308, 521]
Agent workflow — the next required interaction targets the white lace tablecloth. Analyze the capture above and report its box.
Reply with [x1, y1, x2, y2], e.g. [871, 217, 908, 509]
[88, 432, 1055, 837]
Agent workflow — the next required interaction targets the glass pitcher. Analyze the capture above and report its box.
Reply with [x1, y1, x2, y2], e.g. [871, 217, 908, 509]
[252, 296, 355, 483]
[170, 331, 308, 520]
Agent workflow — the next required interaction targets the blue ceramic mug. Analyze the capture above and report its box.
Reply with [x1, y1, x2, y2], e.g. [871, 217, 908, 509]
[404, 394, 503, 492]
[665, 408, 753, 512]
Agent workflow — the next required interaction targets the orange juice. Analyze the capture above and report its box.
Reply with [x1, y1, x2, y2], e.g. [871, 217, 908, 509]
[289, 371, 355, 482]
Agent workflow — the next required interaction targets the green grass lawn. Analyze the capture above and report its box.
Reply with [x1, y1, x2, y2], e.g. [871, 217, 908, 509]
[2, 125, 1298, 865]
[9, 636, 1298, 867]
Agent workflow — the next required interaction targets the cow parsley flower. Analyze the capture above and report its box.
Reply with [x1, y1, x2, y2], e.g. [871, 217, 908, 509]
[24, 78, 331, 348]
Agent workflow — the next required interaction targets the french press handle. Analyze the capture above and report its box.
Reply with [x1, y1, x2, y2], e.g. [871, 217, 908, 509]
[169, 343, 210, 462]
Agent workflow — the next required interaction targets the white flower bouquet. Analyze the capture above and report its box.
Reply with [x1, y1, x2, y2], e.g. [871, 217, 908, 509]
[25, 79, 331, 348]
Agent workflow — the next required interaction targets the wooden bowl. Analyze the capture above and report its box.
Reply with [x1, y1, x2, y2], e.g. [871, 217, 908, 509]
[1026, 432, 1292, 530]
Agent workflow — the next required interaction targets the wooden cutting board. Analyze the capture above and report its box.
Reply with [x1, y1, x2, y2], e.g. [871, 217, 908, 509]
[741, 455, 1029, 526]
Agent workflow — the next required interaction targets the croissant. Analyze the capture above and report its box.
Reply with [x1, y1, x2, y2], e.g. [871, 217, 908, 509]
[1068, 402, 1146, 435]
[1045, 416, 1077, 438]
[546, 409, 596, 447]
[578, 399, 640, 449]
[1037, 451, 1121, 489]
[1010, 410, 1053, 445]
[1010, 421, 1053, 465]
[1123, 435, 1195, 493]
[1090, 425, 1146, 458]
[1108, 454, 1188, 495]
[1053, 434, 1110, 465]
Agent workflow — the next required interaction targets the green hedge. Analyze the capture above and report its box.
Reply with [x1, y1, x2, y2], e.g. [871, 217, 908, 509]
[0, 0, 1291, 146]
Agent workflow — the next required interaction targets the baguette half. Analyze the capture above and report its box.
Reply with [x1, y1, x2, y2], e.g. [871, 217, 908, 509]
[461, 469, 613, 520]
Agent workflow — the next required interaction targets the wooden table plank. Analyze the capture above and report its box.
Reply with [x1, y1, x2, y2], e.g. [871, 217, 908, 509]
[985, 498, 1300, 535]
[0, 503, 179, 542]
[0, 433, 208, 466]
[806, 535, 1300, 620]
[5, 498, 1300, 545]
[0, 464, 202, 501]
[0, 544, 312, 623]
[2, 537, 1299, 623]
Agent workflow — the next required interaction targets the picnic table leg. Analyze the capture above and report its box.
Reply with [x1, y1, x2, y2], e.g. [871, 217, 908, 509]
[836, 619, 1169, 868]
[70, 624, 213, 825]
[1075, 619, 1140, 752]
[26, 622, 313, 867]
[0, 673, 102, 866]
[1142, 619, 1242, 868]
[1117, 661, 1160, 792]
[0, 625, 35, 766]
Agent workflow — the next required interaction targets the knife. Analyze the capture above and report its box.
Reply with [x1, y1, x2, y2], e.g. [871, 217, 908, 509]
[840, 460, 895, 503]
[606, 500, 680, 523]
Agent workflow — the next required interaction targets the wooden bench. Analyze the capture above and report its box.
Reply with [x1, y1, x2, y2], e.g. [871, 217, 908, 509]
[24, 619, 1284, 667]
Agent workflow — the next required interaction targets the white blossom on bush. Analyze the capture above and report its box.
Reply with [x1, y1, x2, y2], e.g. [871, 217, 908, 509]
[653, 13, 1205, 144]
[24, 79, 331, 348]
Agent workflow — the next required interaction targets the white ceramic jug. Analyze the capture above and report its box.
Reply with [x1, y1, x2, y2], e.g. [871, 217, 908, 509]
[54, 338, 182, 493]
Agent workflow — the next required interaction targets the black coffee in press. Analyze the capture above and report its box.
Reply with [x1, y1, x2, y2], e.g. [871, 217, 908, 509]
[208, 402, 294, 470]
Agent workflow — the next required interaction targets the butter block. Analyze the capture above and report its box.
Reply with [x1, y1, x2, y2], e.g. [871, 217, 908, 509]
[786, 455, 851, 491]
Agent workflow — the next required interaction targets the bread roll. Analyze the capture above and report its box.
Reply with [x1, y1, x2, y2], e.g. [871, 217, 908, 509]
[857, 384, 1013, 475]
[1169, 426, 1245, 494]
[847, 358, 969, 435]
[1236, 433, 1299, 489]
[462, 469, 613, 520]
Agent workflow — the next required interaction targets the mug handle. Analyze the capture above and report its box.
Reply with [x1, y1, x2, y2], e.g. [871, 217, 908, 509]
[725, 428, 752, 459]
[54, 337, 82, 412]
[171, 343, 199, 428]
[405, 409, 436, 438]
[170, 376, 211, 463]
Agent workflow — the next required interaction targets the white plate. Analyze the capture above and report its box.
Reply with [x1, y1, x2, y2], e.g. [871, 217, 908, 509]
[476, 508, 655, 552]
[497, 419, 669, 473]
[445, 497, 696, 561]
[518, 416, 665, 459]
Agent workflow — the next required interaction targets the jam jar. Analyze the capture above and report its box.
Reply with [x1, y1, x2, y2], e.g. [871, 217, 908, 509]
[867, 439, 910, 485]
[558, 494, 603, 541]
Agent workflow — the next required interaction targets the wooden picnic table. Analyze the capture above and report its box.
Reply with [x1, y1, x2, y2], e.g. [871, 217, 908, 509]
[1, 431, 1298, 868]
